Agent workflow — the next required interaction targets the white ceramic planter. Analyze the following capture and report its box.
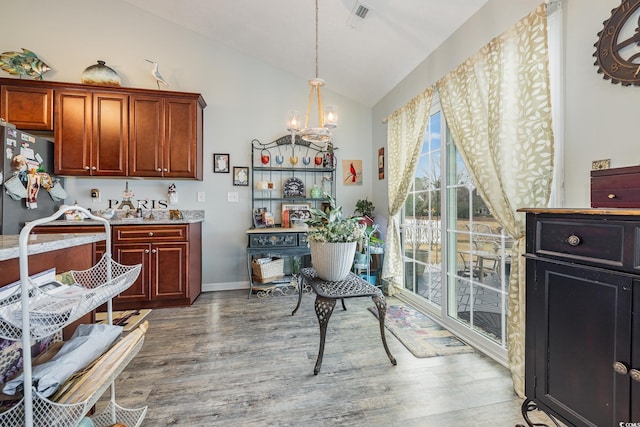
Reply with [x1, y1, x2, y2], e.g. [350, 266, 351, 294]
[309, 241, 357, 281]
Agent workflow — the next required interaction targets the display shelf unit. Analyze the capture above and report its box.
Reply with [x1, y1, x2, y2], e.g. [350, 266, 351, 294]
[247, 136, 337, 296]
[1, 205, 146, 427]
[250, 136, 336, 226]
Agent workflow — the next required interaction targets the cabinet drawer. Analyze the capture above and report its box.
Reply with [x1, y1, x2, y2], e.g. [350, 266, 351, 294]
[534, 219, 625, 267]
[591, 165, 640, 207]
[249, 233, 298, 248]
[298, 233, 308, 245]
[113, 225, 188, 243]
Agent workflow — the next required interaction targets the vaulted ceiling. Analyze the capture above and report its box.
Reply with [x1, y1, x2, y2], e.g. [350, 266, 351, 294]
[121, 0, 488, 106]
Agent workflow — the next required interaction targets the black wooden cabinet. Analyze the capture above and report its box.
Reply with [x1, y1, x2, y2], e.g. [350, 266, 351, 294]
[520, 210, 640, 427]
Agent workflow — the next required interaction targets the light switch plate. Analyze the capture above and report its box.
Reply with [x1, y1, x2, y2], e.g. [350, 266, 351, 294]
[228, 192, 239, 202]
[197, 191, 205, 202]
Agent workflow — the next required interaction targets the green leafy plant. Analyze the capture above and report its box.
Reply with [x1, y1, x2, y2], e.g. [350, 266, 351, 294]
[355, 198, 375, 218]
[306, 195, 365, 243]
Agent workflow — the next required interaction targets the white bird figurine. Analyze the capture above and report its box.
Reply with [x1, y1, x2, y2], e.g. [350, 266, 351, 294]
[145, 59, 169, 89]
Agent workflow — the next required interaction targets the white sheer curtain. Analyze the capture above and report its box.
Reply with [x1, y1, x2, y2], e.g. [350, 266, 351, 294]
[382, 87, 434, 296]
[437, 3, 555, 397]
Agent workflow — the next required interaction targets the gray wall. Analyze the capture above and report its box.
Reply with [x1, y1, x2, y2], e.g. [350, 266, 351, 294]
[372, 0, 638, 229]
[2, 0, 634, 288]
[0, 0, 373, 290]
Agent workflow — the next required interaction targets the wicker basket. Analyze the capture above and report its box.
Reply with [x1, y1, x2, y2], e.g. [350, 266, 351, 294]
[251, 257, 284, 283]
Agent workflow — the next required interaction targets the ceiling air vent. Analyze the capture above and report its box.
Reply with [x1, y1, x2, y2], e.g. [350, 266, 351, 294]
[347, 1, 372, 29]
[354, 4, 370, 19]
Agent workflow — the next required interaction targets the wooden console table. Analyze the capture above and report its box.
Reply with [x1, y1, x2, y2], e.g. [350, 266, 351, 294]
[292, 267, 397, 374]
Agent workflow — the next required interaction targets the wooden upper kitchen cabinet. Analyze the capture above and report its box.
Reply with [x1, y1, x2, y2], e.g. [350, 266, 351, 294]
[0, 81, 53, 130]
[129, 94, 203, 179]
[55, 89, 129, 176]
[0, 77, 205, 179]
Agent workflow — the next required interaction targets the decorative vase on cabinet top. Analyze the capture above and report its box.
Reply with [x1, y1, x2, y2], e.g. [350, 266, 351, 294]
[81, 60, 121, 86]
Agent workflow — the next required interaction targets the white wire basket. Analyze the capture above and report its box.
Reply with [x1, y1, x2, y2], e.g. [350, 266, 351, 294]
[0, 204, 147, 427]
[0, 338, 146, 427]
[0, 254, 141, 340]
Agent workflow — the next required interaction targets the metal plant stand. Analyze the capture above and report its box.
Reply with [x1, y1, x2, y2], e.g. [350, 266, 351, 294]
[293, 267, 397, 374]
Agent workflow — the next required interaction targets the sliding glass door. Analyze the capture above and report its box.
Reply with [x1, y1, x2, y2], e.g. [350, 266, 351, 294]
[401, 97, 510, 360]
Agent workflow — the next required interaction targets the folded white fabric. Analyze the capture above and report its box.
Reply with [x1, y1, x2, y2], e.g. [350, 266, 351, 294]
[3, 323, 123, 397]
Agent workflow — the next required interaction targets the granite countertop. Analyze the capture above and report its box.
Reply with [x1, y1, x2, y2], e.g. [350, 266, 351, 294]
[0, 233, 106, 262]
[36, 209, 205, 226]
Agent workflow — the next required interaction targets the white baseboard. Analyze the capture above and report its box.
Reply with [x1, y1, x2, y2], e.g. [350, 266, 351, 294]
[202, 281, 249, 292]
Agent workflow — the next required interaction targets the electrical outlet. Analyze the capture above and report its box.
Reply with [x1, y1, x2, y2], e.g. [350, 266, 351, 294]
[90, 188, 100, 203]
[228, 192, 239, 203]
[197, 191, 205, 202]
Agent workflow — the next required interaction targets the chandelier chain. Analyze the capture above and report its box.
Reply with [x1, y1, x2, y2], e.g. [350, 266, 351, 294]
[315, 0, 319, 78]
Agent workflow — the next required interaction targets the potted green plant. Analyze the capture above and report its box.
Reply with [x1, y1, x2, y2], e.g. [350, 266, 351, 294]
[306, 195, 365, 281]
[355, 198, 375, 225]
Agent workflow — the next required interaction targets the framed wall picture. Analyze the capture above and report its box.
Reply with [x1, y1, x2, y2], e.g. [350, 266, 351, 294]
[214, 153, 230, 173]
[342, 160, 362, 185]
[378, 147, 385, 180]
[233, 166, 249, 186]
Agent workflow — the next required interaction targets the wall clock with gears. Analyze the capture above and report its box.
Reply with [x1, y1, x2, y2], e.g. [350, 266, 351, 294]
[594, 0, 640, 85]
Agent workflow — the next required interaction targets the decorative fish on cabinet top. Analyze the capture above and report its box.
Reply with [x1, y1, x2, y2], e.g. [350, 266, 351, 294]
[0, 48, 51, 80]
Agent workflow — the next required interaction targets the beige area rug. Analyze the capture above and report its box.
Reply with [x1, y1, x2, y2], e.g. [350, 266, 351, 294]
[369, 305, 474, 358]
[96, 309, 151, 332]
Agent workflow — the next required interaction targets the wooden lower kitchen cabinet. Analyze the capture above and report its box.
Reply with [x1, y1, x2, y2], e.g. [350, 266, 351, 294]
[519, 209, 640, 427]
[31, 225, 107, 264]
[112, 223, 202, 309]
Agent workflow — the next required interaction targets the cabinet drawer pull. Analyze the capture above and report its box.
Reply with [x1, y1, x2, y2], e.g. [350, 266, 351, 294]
[566, 235, 581, 246]
[148, 232, 153, 237]
[608, 193, 616, 199]
[613, 361, 628, 375]
[630, 369, 640, 383]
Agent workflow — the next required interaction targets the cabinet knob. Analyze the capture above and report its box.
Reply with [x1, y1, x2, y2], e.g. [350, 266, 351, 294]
[613, 361, 628, 375]
[566, 235, 581, 246]
[608, 193, 616, 199]
[91, 166, 97, 170]
[151, 249, 157, 254]
[157, 168, 162, 172]
[148, 232, 153, 237]
[163, 168, 168, 172]
[84, 166, 90, 171]
[144, 249, 150, 253]
[630, 369, 640, 383]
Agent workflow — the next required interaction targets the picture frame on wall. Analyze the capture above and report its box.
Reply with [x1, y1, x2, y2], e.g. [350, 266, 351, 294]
[233, 166, 249, 186]
[214, 153, 230, 173]
[378, 147, 385, 180]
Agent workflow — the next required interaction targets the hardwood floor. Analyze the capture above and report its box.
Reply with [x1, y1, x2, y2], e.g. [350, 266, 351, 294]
[100, 290, 560, 426]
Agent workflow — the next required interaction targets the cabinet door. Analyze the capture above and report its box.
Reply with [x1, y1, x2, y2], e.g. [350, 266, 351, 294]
[532, 260, 632, 426]
[151, 242, 188, 300]
[113, 243, 151, 302]
[129, 95, 164, 177]
[633, 279, 640, 422]
[55, 89, 92, 175]
[1, 85, 53, 130]
[92, 92, 128, 176]
[164, 97, 199, 179]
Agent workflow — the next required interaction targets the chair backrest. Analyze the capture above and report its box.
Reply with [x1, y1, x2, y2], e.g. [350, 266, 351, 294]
[466, 223, 499, 252]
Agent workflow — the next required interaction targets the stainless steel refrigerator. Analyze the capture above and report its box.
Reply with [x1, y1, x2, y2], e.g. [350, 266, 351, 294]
[0, 123, 65, 234]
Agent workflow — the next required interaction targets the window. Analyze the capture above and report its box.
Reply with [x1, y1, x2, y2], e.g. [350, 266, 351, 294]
[401, 93, 510, 361]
